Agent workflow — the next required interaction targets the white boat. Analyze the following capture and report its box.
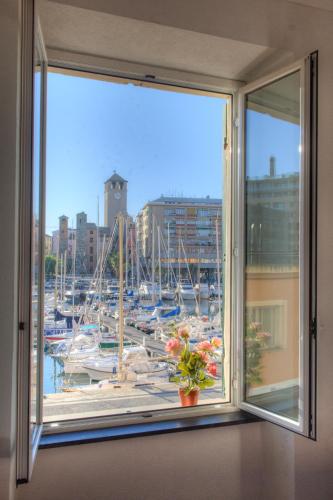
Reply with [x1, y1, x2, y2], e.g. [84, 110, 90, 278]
[176, 280, 196, 300]
[161, 287, 175, 300]
[84, 357, 169, 381]
[210, 284, 223, 298]
[138, 282, 161, 299]
[194, 283, 210, 299]
[83, 346, 149, 380]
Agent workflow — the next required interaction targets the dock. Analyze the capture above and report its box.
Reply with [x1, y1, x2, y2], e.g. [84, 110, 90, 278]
[103, 317, 167, 357]
[43, 380, 225, 422]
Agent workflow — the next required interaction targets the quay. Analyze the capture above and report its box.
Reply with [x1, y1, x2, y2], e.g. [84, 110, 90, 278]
[43, 380, 225, 422]
[103, 316, 167, 357]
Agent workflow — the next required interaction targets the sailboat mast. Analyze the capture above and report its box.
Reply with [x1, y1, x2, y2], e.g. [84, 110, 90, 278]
[157, 225, 162, 300]
[118, 214, 125, 380]
[167, 222, 170, 287]
[99, 235, 105, 302]
[72, 236, 76, 327]
[178, 238, 181, 282]
[130, 224, 134, 290]
[97, 196, 100, 272]
[54, 244, 59, 311]
[63, 250, 67, 303]
[151, 214, 155, 303]
[215, 218, 222, 315]
[136, 224, 140, 289]
[98, 234, 105, 329]
[60, 254, 63, 304]
[125, 218, 128, 290]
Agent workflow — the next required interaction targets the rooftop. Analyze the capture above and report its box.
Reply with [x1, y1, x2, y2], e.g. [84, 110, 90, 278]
[149, 195, 222, 206]
[105, 171, 127, 184]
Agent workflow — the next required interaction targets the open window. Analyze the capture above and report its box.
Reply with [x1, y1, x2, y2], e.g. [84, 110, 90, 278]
[17, 10, 47, 481]
[236, 54, 317, 437]
[16, 2, 317, 483]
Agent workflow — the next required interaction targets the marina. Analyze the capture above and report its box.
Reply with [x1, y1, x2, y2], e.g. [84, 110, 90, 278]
[42, 180, 226, 420]
[43, 219, 226, 420]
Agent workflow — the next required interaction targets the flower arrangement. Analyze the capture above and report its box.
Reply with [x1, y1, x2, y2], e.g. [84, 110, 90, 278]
[245, 322, 271, 386]
[165, 325, 222, 401]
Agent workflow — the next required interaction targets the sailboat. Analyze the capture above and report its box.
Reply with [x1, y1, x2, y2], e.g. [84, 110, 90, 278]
[161, 222, 176, 300]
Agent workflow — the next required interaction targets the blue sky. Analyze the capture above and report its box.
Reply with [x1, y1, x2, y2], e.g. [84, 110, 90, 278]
[46, 72, 227, 233]
[246, 110, 300, 179]
[46, 71, 300, 234]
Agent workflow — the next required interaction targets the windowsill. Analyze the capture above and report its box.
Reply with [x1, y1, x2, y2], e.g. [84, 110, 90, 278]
[39, 410, 260, 448]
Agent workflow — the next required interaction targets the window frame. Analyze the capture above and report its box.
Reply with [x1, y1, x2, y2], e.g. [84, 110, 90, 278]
[17, 7, 48, 482]
[17, 5, 316, 460]
[38, 63, 236, 434]
[235, 55, 317, 438]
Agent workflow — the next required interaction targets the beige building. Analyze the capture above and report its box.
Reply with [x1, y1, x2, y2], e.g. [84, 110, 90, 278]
[44, 234, 52, 256]
[136, 196, 223, 282]
[58, 215, 69, 255]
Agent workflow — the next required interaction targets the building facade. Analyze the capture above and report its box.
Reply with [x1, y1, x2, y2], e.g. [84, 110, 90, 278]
[58, 215, 69, 255]
[136, 196, 223, 282]
[104, 171, 127, 233]
[246, 157, 299, 266]
[44, 234, 52, 256]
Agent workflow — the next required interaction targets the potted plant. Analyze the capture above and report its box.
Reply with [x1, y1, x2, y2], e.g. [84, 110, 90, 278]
[165, 325, 222, 406]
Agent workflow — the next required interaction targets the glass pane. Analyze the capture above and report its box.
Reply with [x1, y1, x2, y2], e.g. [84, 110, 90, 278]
[244, 71, 301, 422]
[43, 68, 231, 422]
[31, 49, 42, 426]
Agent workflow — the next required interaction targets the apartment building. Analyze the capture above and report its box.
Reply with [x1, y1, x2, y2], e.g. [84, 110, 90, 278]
[136, 195, 222, 281]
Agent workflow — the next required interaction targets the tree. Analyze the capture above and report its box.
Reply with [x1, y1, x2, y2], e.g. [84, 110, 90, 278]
[45, 255, 56, 276]
[107, 250, 120, 278]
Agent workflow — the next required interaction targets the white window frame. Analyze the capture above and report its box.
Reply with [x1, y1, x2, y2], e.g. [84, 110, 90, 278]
[17, 5, 48, 482]
[235, 55, 317, 438]
[16, 2, 316, 482]
[19, 52, 237, 440]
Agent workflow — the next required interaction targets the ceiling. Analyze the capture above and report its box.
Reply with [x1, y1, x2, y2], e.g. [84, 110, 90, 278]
[39, 1, 291, 82]
[288, 0, 333, 11]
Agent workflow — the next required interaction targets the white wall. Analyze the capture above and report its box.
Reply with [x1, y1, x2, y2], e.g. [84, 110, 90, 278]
[2, 1, 333, 499]
[0, 2, 20, 500]
[16, 424, 264, 500]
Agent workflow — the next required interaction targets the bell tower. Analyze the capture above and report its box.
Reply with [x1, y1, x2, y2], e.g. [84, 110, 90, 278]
[104, 171, 127, 232]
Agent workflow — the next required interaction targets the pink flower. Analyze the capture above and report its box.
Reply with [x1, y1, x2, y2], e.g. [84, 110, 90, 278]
[256, 331, 271, 340]
[196, 340, 214, 352]
[211, 337, 222, 348]
[249, 322, 261, 330]
[165, 337, 182, 355]
[198, 351, 209, 363]
[178, 326, 190, 339]
[207, 362, 217, 376]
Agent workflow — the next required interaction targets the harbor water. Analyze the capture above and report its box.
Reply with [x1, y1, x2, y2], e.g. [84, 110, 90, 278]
[44, 299, 221, 394]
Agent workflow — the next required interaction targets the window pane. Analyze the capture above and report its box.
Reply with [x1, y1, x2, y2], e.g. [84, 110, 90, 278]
[244, 71, 301, 421]
[43, 69, 230, 422]
[30, 49, 42, 426]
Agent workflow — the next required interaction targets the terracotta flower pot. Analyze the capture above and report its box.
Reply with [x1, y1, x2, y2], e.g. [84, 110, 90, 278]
[178, 388, 200, 407]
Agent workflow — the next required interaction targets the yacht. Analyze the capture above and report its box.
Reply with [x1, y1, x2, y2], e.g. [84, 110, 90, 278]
[175, 280, 196, 300]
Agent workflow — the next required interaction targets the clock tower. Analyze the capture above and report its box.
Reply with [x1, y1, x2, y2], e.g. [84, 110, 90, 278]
[104, 171, 128, 232]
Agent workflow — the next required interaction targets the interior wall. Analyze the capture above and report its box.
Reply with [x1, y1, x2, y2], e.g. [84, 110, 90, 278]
[16, 424, 264, 500]
[1, 1, 333, 499]
[0, 2, 20, 500]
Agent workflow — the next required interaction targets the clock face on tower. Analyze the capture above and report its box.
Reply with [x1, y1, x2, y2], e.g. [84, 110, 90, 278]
[114, 192, 121, 200]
